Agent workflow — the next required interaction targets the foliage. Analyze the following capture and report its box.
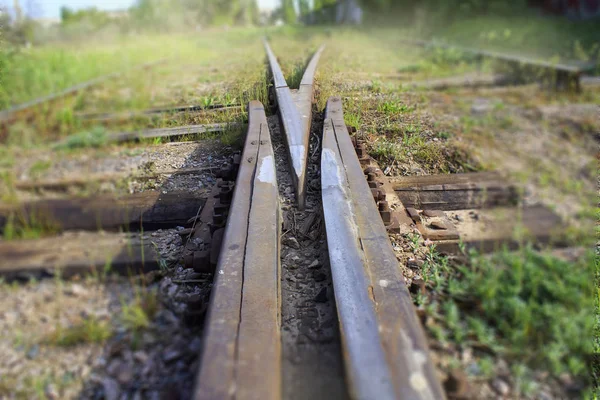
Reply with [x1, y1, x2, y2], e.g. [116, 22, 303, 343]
[44, 317, 112, 347]
[281, 0, 297, 24]
[417, 244, 594, 391]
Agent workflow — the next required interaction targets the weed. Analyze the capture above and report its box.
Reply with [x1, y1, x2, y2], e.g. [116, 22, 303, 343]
[2, 210, 59, 240]
[54, 126, 108, 150]
[377, 100, 414, 115]
[120, 287, 159, 333]
[28, 160, 52, 178]
[344, 112, 362, 130]
[44, 317, 111, 347]
[416, 244, 594, 396]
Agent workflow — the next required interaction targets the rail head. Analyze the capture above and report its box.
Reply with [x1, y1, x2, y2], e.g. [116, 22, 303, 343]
[193, 100, 281, 400]
[264, 40, 324, 210]
[321, 96, 446, 400]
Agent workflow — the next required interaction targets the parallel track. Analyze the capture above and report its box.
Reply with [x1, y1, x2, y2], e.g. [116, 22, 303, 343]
[0, 59, 167, 124]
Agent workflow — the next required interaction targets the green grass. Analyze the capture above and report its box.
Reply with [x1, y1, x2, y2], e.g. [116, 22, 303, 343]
[2, 211, 60, 240]
[0, 35, 181, 110]
[53, 126, 109, 150]
[28, 160, 52, 178]
[416, 243, 594, 397]
[120, 287, 159, 333]
[44, 317, 112, 347]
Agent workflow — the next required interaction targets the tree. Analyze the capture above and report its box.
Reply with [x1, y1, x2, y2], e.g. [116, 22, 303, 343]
[298, 0, 310, 17]
[281, 0, 296, 23]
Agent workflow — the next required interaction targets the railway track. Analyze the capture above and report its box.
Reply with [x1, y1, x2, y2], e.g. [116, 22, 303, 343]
[0, 36, 586, 399]
[402, 38, 599, 91]
[192, 42, 444, 400]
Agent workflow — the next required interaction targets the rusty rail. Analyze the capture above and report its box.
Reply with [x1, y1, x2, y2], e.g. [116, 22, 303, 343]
[402, 38, 598, 91]
[264, 40, 325, 210]
[321, 97, 445, 400]
[193, 101, 281, 400]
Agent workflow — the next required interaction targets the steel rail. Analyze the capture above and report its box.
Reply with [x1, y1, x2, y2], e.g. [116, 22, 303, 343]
[321, 96, 446, 400]
[402, 38, 598, 91]
[76, 104, 242, 122]
[264, 40, 325, 210]
[0, 59, 167, 123]
[193, 101, 281, 400]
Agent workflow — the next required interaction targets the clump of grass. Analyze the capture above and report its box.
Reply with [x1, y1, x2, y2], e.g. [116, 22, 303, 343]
[54, 126, 108, 150]
[2, 211, 60, 240]
[344, 111, 361, 130]
[377, 100, 414, 115]
[28, 160, 52, 179]
[120, 287, 159, 333]
[416, 244, 594, 395]
[44, 317, 112, 347]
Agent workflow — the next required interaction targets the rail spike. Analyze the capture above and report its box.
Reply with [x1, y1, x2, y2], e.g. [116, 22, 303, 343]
[264, 39, 325, 210]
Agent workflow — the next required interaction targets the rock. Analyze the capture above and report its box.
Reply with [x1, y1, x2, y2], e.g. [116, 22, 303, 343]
[283, 236, 300, 249]
[409, 278, 426, 295]
[102, 378, 121, 400]
[538, 390, 553, 400]
[444, 369, 469, 398]
[313, 272, 327, 282]
[308, 260, 320, 269]
[492, 378, 510, 396]
[558, 372, 573, 386]
[461, 348, 473, 364]
[132, 391, 143, 400]
[188, 337, 203, 353]
[429, 220, 448, 230]
[116, 364, 133, 385]
[423, 210, 444, 217]
[162, 348, 183, 363]
[471, 98, 493, 115]
[3, 311, 18, 324]
[496, 359, 509, 375]
[314, 287, 328, 303]
[45, 383, 59, 399]
[407, 258, 424, 269]
[26, 344, 39, 360]
[93, 356, 108, 369]
[133, 351, 149, 364]
[64, 283, 88, 297]
[107, 359, 122, 377]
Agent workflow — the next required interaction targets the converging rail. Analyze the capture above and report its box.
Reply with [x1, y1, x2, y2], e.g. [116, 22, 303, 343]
[193, 101, 281, 400]
[264, 40, 325, 210]
[321, 97, 445, 400]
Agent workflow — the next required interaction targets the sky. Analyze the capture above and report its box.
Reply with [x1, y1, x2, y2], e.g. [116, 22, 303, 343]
[6, 0, 279, 19]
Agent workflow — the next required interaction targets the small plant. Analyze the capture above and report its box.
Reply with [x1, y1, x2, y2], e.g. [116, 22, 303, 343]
[28, 160, 52, 179]
[377, 101, 414, 115]
[417, 244, 594, 397]
[54, 126, 108, 150]
[344, 112, 362, 130]
[44, 317, 112, 347]
[2, 210, 59, 240]
[120, 287, 159, 333]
